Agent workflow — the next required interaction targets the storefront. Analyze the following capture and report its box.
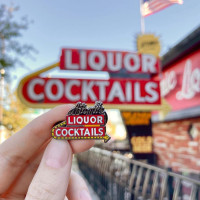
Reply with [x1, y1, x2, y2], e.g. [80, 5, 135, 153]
[152, 26, 200, 173]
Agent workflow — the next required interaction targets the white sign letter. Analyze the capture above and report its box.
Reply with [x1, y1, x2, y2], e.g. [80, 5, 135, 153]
[65, 80, 80, 101]
[134, 82, 145, 102]
[126, 82, 132, 102]
[27, 78, 44, 101]
[108, 82, 125, 102]
[82, 81, 97, 101]
[66, 50, 79, 70]
[45, 80, 64, 101]
[124, 53, 140, 72]
[80, 50, 87, 70]
[88, 51, 105, 71]
[142, 54, 157, 73]
[145, 82, 159, 103]
[107, 52, 122, 71]
[96, 81, 109, 101]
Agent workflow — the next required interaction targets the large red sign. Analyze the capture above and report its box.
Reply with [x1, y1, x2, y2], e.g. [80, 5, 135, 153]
[60, 48, 160, 74]
[20, 77, 161, 106]
[156, 49, 200, 111]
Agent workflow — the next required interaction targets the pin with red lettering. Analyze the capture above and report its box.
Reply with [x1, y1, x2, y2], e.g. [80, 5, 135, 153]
[52, 101, 111, 143]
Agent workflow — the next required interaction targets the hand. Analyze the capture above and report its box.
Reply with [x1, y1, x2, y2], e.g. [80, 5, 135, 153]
[0, 105, 95, 200]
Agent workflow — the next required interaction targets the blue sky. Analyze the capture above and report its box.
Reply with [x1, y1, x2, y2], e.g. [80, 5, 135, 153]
[2, 0, 200, 85]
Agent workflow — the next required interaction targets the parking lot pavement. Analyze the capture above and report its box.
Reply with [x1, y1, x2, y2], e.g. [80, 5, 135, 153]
[72, 157, 100, 200]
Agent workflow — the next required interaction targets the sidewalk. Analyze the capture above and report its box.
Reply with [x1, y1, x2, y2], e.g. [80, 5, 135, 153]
[72, 157, 100, 200]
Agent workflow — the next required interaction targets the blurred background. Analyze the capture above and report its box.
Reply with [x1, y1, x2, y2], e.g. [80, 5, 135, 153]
[0, 0, 200, 199]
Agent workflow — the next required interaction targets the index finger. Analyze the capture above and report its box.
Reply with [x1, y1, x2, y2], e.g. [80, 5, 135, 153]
[0, 104, 73, 159]
[0, 104, 94, 195]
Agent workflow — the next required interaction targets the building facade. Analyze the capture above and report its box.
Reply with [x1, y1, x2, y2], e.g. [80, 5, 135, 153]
[152, 26, 200, 173]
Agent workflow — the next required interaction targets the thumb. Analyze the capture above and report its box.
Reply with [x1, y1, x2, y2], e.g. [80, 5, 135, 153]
[25, 139, 72, 200]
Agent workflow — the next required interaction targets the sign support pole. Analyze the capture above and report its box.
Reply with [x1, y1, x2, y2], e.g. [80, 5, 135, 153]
[140, 0, 145, 34]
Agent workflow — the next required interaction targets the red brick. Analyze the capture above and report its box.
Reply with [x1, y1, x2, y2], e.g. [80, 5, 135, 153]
[153, 117, 200, 173]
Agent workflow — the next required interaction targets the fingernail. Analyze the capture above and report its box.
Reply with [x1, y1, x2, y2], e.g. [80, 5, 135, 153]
[79, 190, 92, 200]
[44, 139, 71, 169]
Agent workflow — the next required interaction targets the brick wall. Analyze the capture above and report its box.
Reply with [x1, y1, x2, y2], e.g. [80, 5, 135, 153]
[153, 118, 200, 173]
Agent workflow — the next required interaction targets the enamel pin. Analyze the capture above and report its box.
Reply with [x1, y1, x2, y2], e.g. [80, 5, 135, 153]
[52, 101, 111, 143]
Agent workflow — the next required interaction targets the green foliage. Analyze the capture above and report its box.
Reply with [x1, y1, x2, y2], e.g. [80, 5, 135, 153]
[0, 4, 36, 135]
[3, 87, 32, 134]
[0, 4, 35, 71]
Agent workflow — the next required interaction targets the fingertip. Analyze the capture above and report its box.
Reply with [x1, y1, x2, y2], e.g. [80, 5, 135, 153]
[27, 104, 75, 132]
[48, 104, 75, 116]
[69, 140, 95, 154]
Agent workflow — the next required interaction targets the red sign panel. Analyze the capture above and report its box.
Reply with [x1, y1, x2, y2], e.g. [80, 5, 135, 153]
[53, 127, 106, 138]
[60, 48, 160, 74]
[21, 77, 161, 106]
[66, 115, 105, 126]
[156, 49, 200, 111]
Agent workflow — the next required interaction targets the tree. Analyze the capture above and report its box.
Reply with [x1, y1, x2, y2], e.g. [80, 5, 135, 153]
[0, 4, 35, 71]
[3, 87, 31, 134]
[0, 4, 35, 136]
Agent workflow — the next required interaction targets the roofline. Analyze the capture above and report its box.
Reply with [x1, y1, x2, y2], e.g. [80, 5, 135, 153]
[161, 26, 200, 69]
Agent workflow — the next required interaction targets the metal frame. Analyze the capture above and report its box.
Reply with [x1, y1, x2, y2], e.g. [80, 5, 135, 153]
[77, 147, 200, 200]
